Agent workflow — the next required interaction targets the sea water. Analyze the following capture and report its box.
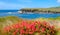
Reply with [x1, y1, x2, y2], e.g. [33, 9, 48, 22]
[0, 10, 60, 19]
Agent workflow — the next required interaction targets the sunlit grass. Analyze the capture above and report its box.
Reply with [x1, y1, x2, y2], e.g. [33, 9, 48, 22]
[0, 16, 60, 35]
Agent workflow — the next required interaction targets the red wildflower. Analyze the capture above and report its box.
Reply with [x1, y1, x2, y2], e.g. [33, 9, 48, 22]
[29, 31, 34, 34]
[3, 26, 11, 32]
[41, 28, 46, 33]
[13, 30, 18, 35]
[35, 21, 41, 25]
[2, 20, 56, 35]
[42, 21, 47, 26]
[20, 29, 25, 34]
[25, 29, 29, 34]
[13, 32, 16, 35]
[11, 24, 21, 29]
[22, 20, 27, 26]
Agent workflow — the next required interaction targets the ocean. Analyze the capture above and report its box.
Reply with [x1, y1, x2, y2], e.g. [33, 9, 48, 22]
[0, 10, 60, 19]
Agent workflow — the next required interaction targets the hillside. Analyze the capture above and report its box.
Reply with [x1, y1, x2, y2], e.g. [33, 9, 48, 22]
[50, 6, 60, 8]
[20, 6, 60, 13]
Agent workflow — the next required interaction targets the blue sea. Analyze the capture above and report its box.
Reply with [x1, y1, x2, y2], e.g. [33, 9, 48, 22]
[0, 10, 60, 19]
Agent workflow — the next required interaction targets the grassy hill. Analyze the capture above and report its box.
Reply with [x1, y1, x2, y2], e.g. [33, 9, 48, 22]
[20, 6, 60, 13]
[50, 6, 60, 8]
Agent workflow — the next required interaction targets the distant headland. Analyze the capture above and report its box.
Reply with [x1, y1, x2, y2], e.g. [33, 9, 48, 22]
[18, 6, 60, 14]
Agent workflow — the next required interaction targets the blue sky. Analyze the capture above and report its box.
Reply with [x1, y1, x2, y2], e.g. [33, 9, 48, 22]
[0, 0, 60, 10]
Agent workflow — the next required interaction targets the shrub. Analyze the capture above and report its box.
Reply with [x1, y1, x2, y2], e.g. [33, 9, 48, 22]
[2, 20, 57, 35]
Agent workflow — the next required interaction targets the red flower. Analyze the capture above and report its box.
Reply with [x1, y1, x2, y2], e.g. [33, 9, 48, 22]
[42, 21, 47, 26]
[13, 30, 18, 35]
[22, 20, 27, 26]
[25, 29, 29, 34]
[20, 29, 25, 34]
[31, 25, 36, 31]
[41, 28, 46, 33]
[29, 31, 34, 34]
[3, 20, 56, 35]
[11, 24, 21, 29]
[3, 26, 11, 32]
[50, 26, 54, 29]
[13, 32, 16, 35]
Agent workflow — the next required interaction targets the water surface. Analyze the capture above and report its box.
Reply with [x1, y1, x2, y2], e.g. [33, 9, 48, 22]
[0, 10, 60, 19]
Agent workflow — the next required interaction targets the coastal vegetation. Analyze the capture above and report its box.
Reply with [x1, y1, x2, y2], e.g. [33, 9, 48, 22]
[20, 7, 60, 13]
[0, 16, 60, 27]
[2, 21, 57, 35]
[0, 16, 60, 35]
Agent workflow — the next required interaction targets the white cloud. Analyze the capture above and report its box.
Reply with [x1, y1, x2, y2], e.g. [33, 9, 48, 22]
[0, 1, 26, 10]
[57, 0, 60, 3]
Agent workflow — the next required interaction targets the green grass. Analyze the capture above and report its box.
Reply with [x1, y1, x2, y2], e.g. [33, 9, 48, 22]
[0, 16, 21, 29]
[48, 17, 60, 20]
[0, 16, 60, 35]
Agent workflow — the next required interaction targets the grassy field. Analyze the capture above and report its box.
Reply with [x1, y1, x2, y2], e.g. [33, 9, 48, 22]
[0, 16, 60, 27]
[0, 16, 60, 35]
